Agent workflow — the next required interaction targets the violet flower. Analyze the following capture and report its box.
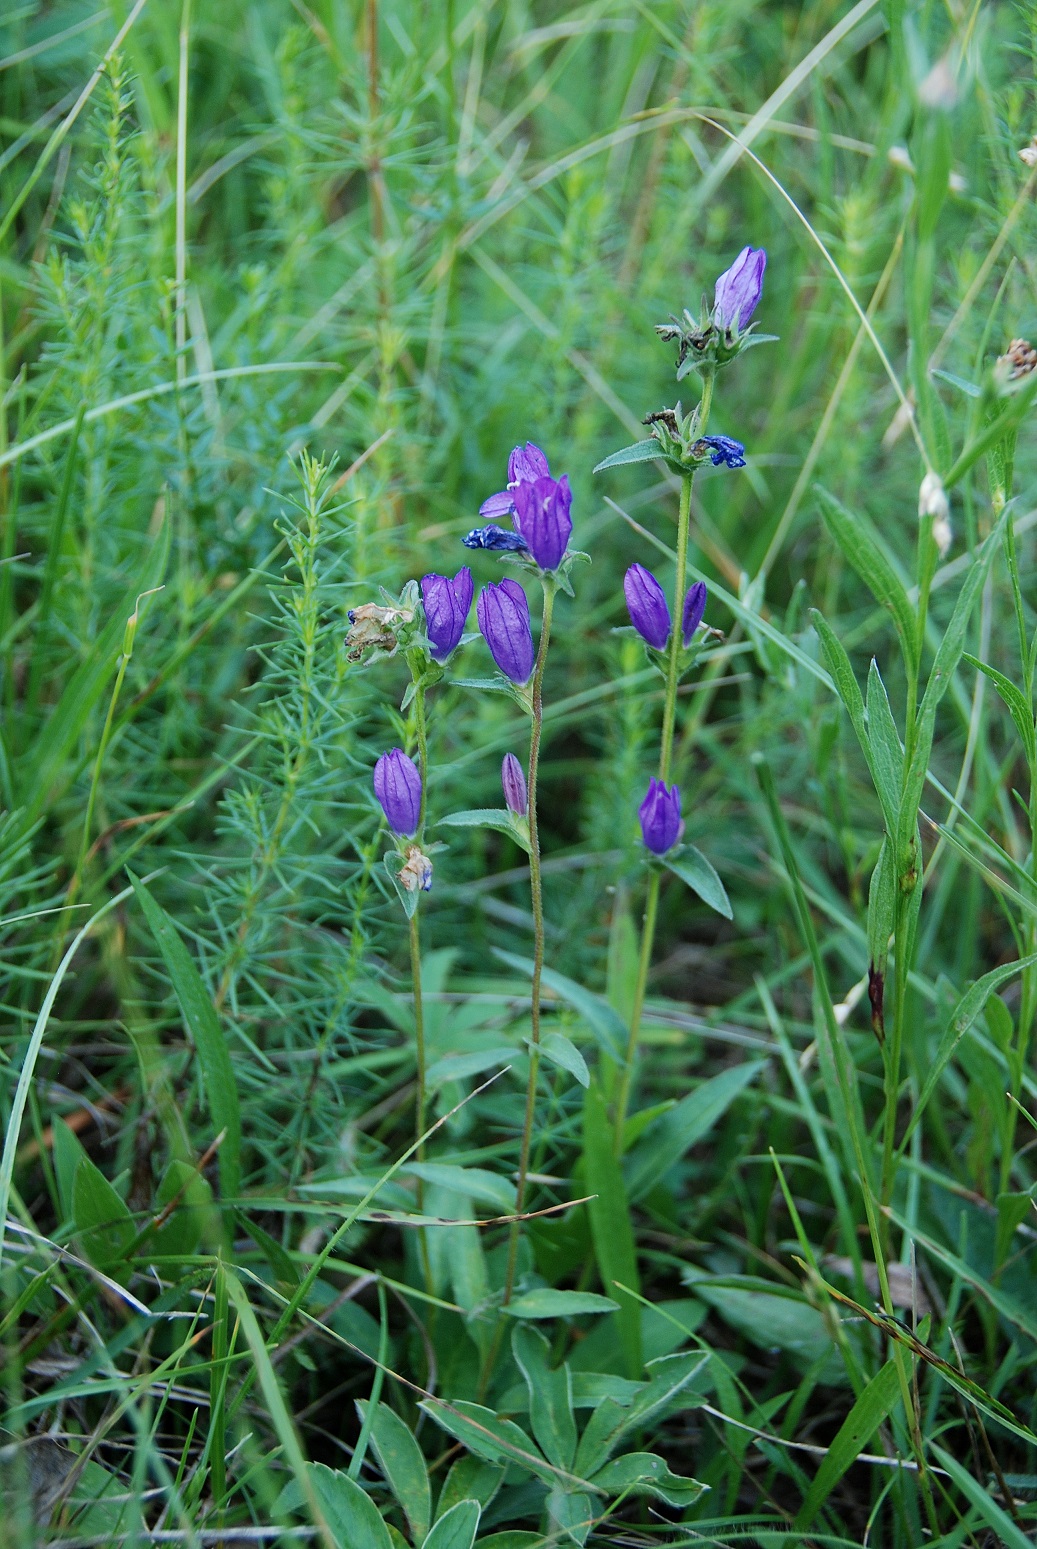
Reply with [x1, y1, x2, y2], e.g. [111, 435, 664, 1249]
[713, 246, 766, 331]
[374, 748, 422, 837]
[639, 778, 682, 854]
[699, 435, 746, 469]
[624, 564, 671, 649]
[501, 753, 528, 816]
[479, 441, 551, 518]
[682, 581, 707, 646]
[420, 566, 473, 660]
[512, 475, 572, 571]
[477, 578, 535, 684]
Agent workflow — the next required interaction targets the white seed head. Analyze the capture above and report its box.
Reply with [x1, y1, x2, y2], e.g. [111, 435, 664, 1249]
[932, 515, 952, 558]
[1020, 141, 1037, 168]
[918, 471, 949, 523]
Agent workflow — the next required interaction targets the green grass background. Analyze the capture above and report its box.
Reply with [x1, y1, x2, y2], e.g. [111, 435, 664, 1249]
[3, 0, 1037, 1543]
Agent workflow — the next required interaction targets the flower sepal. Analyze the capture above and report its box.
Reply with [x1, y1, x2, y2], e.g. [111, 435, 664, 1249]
[384, 841, 441, 917]
[345, 580, 420, 663]
[552, 546, 590, 598]
[438, 806, 531, 855]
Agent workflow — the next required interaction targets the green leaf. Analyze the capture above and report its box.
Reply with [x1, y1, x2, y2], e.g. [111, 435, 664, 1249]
[589, 1451, 705, 1508]
[932, 367, 982, 398]
[419, 1400, 555, 1485]
[811, 609, 870, 759]
[582, 1082, 642, 1378]
[931, 1445, 1034, 1549]
[897, 510, 1006, 864]
[132, 875, 241, 1200]
[305, 1463, 394, 1549]
[438, 808, 529, 853]
[148, 1159, 213, 1259]
[963, 653, 1036, 765]
[493, 951, 626, 1060]
[356, 1401, 431, 1543]
[593, 439, 665, 472]
[662, 844, 732, 918]
[626, 1063, 764, 1202]
[546, 1489, 592, 1547]
[476, 1536, 542, 1548]
[816, 487, 918, 678]
[421, 1500, 480, 1549]
[435, 1455, 503, 1520]
[535, 1030, 589, 1088]
[406, 1164, 515, 1215]
[793, 1358, 900, 1528]
[866, 838, 897, 987]
[505, 1289, 620, 1319]
[72, 1156, 134, 1275]
[865, 659, 903, 833]
[573, 1352, 707, 1477]
[425, 1048, 516, 1085]
[384, 851, 420, 918]
[685, 1278, 842, 1383]
[52, 1117, 87, 1223]
[512, 1325, 577, 1470]
[901, 949, 1037, 1152]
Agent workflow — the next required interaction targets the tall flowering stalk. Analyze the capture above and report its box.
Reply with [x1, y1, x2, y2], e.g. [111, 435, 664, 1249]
[600, 247, 767, 1150]
[465, 446, 581, 1306]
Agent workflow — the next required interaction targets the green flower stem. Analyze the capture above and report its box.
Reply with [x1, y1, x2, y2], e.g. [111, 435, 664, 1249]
[614, 369, 713, 1152]
[407, 669, 432, 1292]
[409, 906, 427, 1165]
[502, 575, 555, 1308]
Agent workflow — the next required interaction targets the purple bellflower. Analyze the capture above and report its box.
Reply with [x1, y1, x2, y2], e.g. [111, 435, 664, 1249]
[421, 566, 473, 660]
[502, 753, 528, 816]
[682, 581, 707, 646]
[700, 435, 746, 469]
[624, 564, 670, 649]
[374, 748, 422, 837]
[479, 441, 551, 518]
[713, 246, 766, 332]
[462, 524, 530, 554]
[477, 578, 535, 684]
[639, 778, 683, 855]
[513, 475, 573, 571]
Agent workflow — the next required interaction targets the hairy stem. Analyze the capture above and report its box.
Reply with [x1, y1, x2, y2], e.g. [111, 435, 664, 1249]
[502, 578, 555, 1307]
[614, 371, 713, 1150]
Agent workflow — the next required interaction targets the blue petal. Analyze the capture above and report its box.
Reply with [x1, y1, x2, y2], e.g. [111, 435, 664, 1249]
[462, 524, 530, 553]
[703, 435, 746, 469]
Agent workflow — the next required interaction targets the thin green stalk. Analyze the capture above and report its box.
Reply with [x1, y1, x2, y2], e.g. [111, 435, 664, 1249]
[502, 577, 555, 1307]
[27, 401, 86, 718]
[409, 907, 427, 1164]
[614, 370, 713, 1151]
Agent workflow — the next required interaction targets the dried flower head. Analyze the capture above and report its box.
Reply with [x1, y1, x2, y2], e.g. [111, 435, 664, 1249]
[346, 601, 414, 661]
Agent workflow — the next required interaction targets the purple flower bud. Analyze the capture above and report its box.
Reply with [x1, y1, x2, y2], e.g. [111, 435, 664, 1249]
[374, 748, 422, 837]
[512, 475, 572, 571]
[682, 581, 707, 646]
[509, 442, 550, 484]
[479, 441, 551, 519]
[624, 564, 671, 650]
[421, 566, 473, 660]
[639, 778, 682, 854]
[477, 578, 535, 684]
[713, 246, 766, 331]
[501, 753, 528, 815]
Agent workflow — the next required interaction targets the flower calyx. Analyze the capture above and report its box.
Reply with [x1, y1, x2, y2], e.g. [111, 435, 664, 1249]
[641, 402, 747, 474]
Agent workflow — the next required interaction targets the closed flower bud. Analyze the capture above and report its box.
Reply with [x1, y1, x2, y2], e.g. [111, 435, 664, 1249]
[477, 577, 535, 684]
[918, 472, 952, 558]
[638, 778, 683, 854]
[374, 748, 422, 837]
[682, 581, 707, 645]
[713, 246, 766, 331]
[502, 753, 528, 815]
[479, 441, 551, 518]
[624, 564, 671, 649]
[512, 474, 573, 571]
[421, 566, 473, 660]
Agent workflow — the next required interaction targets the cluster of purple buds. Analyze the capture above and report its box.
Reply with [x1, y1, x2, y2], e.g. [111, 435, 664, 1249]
[464, 442, 572, 573]
[477, 578, 535, 684]
[624, 565, 707, 651]
[639, 779, 682, 855]
[420, 567, 473, 661]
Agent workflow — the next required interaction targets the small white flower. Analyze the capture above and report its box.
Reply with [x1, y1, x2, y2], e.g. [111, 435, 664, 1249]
[919, 472, 952, 557]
